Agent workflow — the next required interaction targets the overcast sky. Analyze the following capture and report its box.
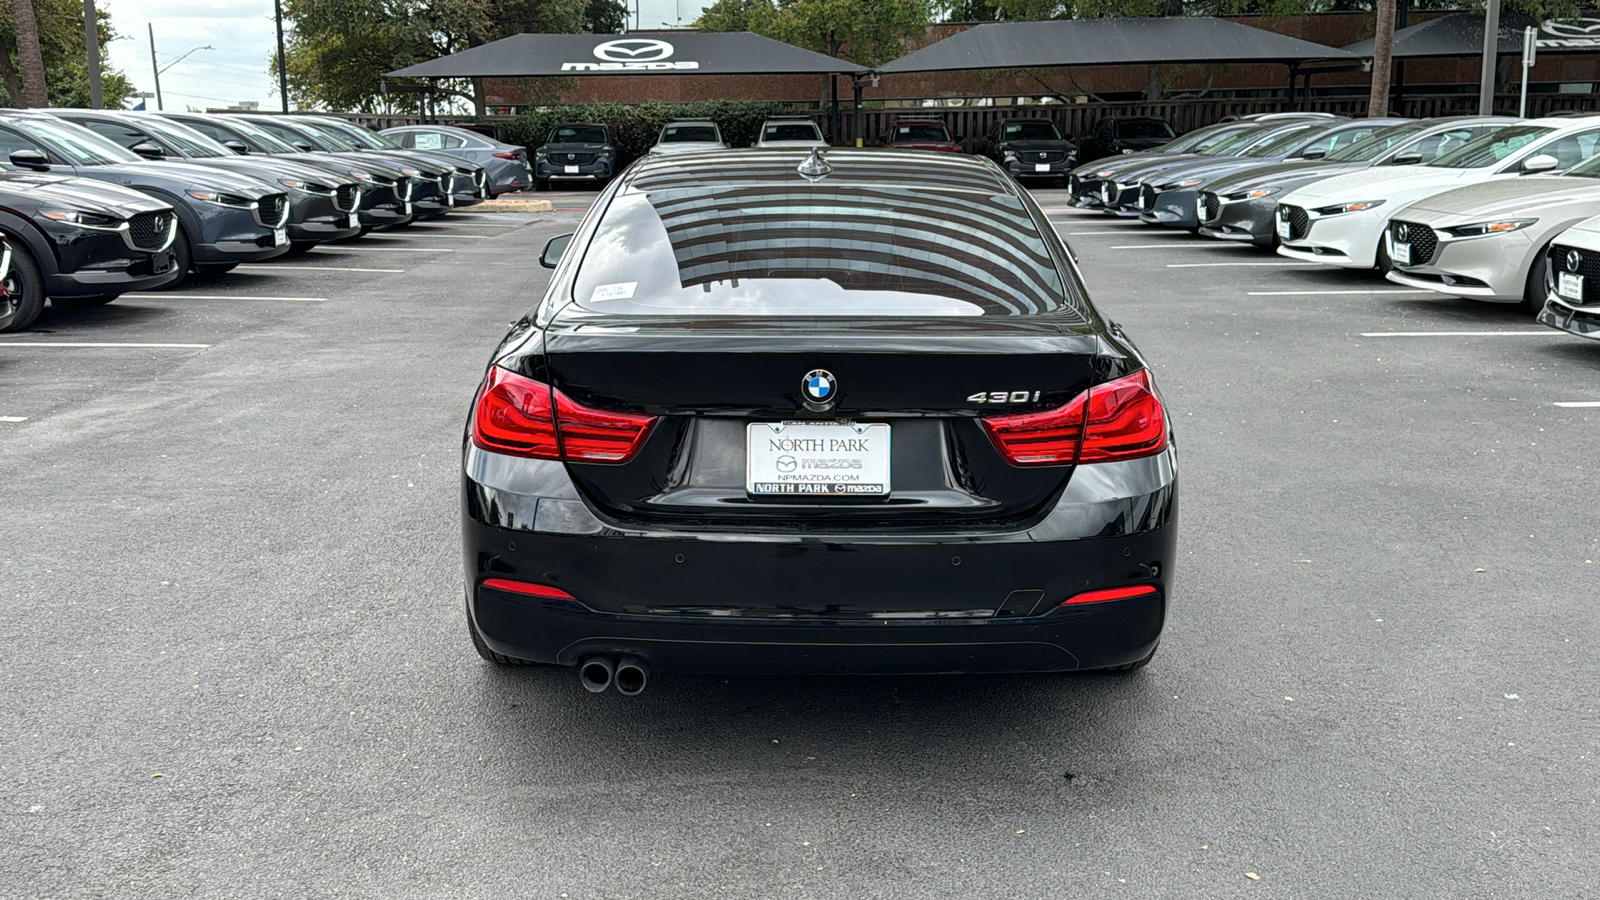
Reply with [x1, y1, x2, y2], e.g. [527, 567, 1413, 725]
[102, 0, 714, 112]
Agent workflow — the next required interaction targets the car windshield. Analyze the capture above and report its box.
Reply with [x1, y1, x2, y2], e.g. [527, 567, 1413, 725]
[550, 125, 607, 143]
[571, 185, 1073, 318]
[1240, 124, 1320, 158]
[1201, 125, 1275, 156]
[212, 116, 301, 153]
[1159, 123, 1233, 154]
[892, 123, 951, 142]
[1118, 120, 1175, 139]
[762, 123, 821, 142]
[1001, 121, 1061, 140]
[662, 125, 719, 143]
[1324, 122, 1427, 162]
[137, 116, 233, 158]
[1428, 124, 1552, 168]
[321, 120, 401, 149]
[27, 118, 139, 165]
[287, 120, 359, 151]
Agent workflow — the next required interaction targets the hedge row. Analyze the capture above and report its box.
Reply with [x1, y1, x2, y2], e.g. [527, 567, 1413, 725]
[501, 100, 810, 157]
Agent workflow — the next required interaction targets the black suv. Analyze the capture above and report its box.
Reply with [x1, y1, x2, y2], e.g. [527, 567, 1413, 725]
[534, 124, 618, 190]
[977, 118, 1077, 184]
[1078, 117, 1177, 163]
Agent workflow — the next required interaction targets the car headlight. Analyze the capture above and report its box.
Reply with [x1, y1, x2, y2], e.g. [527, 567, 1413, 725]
[1003, 150, 1017, 160]
[1315, 200, 1385, 216]
[41, 208, 122, 229]
[1174, 178, 1205, 188]
[1232, 187, 1279, 200]
[348, 170, 372, 181]
[1441, 218, 1538, 239]
[1094, 169, 1115, 177]
[186, 189, 255, 208]
[277, 178, 330, 193]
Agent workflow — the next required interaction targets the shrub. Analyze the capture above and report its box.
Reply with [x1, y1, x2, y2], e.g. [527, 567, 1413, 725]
[502, 99, 809, 157]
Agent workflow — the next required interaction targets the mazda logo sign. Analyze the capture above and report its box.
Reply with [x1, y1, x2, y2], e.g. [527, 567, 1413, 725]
[593, 38, 674, 63]
[1568, 249, 1582, 272]
[1394, 224, 1408, 241]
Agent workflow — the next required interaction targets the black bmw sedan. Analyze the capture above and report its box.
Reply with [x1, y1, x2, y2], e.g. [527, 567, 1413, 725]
[0, 171, 179, 330]
[461, 148, 1178, 691]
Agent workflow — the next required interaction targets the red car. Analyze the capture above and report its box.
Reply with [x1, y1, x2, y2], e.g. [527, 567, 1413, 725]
[884, 119, 964, 153]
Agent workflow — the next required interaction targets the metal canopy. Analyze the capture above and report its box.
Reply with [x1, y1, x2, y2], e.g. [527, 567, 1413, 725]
[1344, 12, 1600, 59]
[875, 17, 1356, 74]
[384, 32, 864, 78]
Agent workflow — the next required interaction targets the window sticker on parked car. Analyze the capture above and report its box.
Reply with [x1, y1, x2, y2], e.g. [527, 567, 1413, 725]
[591, 282, 638, 302]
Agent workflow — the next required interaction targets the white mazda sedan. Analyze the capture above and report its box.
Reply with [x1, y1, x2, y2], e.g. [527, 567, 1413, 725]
[1275, 116, 1600, 270]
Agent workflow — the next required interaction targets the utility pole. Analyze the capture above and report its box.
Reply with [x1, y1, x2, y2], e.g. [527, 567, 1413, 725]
[83, 0, 102, 108]
[148, 23, 162, 111]
[1479, 0, 1502, 115]
[274, 0, 289, 112]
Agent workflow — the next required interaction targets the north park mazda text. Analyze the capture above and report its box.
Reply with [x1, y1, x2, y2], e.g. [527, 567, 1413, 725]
[460, 148, 1178, 693]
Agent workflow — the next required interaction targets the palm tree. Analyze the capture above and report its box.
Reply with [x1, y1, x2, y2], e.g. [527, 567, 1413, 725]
[9, 0, 49, 106]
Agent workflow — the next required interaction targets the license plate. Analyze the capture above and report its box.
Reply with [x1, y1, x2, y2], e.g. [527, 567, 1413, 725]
[1276, 215, 1291, 240]
[564, 164, 579, 174]
[1559, 272, 1584, 300]
[1196, 198, 1207, 220]
[402, 202, 412, 216]
[347, 212, 359, 228]
[746, 422, 890, 497]
[152, 252, 170, 274]
[273, 227, 287, 246]
[1392, 241, 1411, 266]
[1034, 163, 1050, 172]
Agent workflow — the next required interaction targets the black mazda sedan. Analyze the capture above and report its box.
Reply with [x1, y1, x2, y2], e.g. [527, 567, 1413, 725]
[461, 148, 1177, 691]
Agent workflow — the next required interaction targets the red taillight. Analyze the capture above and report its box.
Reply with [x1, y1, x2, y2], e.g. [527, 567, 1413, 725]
[481, 577, 575, 599]
[1062, 584, 1158, 606]
[493, 151, 521, 160]
[471, 366, 656, 464]
[981, 369, 1167, 467]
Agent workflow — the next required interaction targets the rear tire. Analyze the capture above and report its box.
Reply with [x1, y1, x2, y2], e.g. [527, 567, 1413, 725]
[0, 242, 46, 333]
[1523, 246, 1550, 316]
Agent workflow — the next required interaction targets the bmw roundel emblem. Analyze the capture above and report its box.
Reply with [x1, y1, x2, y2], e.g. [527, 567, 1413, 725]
[802, 369, 836, 408]
[1568, 249, 1583, 272]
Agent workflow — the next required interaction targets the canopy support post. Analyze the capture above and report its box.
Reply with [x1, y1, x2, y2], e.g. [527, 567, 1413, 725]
[1286, 63, 1300, 112]
[853, 76, 864, 148]
[1479, 0, 1502, 115]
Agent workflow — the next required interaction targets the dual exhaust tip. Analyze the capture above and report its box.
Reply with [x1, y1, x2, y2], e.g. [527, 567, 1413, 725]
[579, 655, 648, 695]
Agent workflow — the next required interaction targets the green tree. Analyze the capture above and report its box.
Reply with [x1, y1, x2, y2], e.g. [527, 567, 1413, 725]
[585, 0, 628, 32]
[696, 0, 931, 67]
[0, 0, 133, 107]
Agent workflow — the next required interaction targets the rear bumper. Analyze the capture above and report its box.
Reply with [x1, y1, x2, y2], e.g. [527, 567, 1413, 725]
[461, 446, 1178, 674]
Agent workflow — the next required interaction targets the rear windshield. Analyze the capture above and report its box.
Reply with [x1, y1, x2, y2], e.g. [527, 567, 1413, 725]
[571, 185, 1073, 317]
[1118, 120, 1175, 139]
[891, 123, 951, 143]
[1002, 121, 1061, 140]
[1428, 124, 1551, 169]
[550, 125, 607, 143]
[662, 125, 719, 142]
[763, 123, 821, 142]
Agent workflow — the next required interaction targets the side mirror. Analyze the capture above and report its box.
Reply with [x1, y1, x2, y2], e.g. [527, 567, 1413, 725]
[1298, 148, 1327, 160]
[223, 140, 250, 154]
[1522, 153, 1560, 173]
[130, 141, 165, 160]
[540, 232, 574, 268]
[1390, 151, 1423, 165]
[293, 141, 314, 152]
[8, 149, 49, 171]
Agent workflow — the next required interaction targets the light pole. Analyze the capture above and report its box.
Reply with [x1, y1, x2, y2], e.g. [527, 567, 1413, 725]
[1478, 0, 1502, 115]
[274, 0, 289, 113]
[147, 27, 212, 112]
[83, 0, 102, 108]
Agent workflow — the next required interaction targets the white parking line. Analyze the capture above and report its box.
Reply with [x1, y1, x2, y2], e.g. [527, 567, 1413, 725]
[1553, 401, 1600, 408]
[1067, 230, 1148, 235]
[237, 265, 405, 273]
[0, 341, 211, 348]
[0, 415, 26, 423]
[1249, 289, 1432, 296]
[394, 233, 491, 239]
[1167, 262, 1308, 268]
[123, 294, 326, 303]
[1110, 243, 1235, 250]
[1358, 331, 1553, 337]
[314, 247, 455, 253]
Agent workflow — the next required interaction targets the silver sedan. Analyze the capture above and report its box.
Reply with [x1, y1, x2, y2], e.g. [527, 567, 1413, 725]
[380, 124, 533, 196]
[1385, 153, 1600, 313]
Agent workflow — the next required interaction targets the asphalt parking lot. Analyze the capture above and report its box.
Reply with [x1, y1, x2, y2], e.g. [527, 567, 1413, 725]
[3, 189, 1596, 898]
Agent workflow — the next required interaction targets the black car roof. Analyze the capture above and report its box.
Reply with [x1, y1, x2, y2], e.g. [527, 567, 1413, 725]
[625, 148, 1016, 195]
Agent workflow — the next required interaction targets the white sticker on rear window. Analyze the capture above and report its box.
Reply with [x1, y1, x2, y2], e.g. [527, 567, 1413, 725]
[590, 282, 637, 302]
